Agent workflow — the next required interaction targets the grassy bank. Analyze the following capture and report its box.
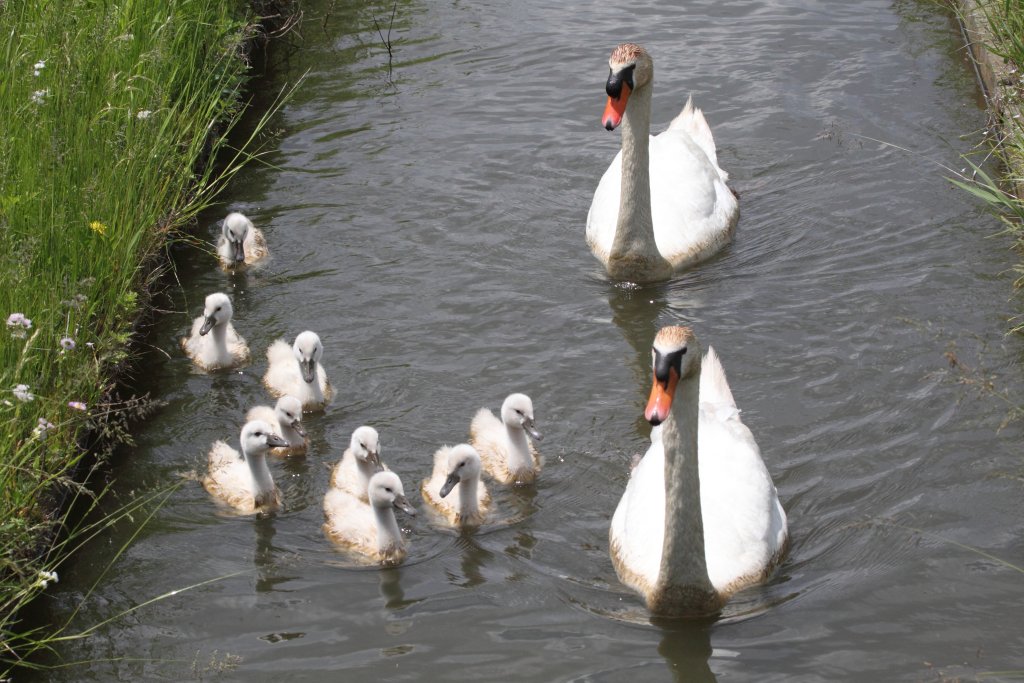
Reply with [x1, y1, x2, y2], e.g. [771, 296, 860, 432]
[0, 0, 276, 670]
[954, 0, 1024, 329]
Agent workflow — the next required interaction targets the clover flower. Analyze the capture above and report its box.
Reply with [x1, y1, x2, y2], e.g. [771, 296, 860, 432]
[13, 384, 34, 402]
[60, 337, 76, 351]
[68, 401, 87, 411]
[33, 417, 55, 441]
[6, 313, 32, 330]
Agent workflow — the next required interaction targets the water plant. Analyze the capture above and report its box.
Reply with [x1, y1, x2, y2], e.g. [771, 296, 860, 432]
[950, 0, 1024, 331]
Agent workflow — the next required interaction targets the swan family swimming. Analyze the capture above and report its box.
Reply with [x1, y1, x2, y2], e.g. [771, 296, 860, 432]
[189, 43, 787, 616]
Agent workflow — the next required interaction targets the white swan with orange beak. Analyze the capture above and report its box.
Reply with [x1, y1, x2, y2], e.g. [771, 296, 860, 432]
[609, 326, 787, 616]
[587, 43, 739, 283]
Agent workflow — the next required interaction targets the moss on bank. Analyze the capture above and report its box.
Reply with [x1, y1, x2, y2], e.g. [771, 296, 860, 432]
[0, 0, 286, 671]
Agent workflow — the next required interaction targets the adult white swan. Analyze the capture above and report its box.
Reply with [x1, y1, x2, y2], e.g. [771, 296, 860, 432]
[586, 43, 739, 283]
[610, 326, 787, 615]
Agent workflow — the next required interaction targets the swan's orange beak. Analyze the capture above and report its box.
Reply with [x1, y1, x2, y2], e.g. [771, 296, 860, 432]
[602, 82, 631, 131]
[644, 367, 678, 426]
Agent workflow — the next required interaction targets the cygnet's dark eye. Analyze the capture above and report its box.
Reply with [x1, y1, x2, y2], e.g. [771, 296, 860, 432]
[359, 442, 366, 450]
[385, 487, 393, 493]
[680, 347, 687, 355]
[458, 462, 465, 469]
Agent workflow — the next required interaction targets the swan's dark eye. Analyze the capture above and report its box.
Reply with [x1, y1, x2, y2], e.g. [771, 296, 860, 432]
[680, 347, 687, 355]
[458, 462, 465, 468]
[385, 487, 393, 493]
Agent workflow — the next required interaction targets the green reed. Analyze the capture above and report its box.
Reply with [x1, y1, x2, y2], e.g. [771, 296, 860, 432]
[951, 0, 1024, 330]
[0, 0, 291, 670]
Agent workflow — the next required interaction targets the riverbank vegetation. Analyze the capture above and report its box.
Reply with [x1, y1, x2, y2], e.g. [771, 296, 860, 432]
[953, 0, 1024, 331]
[0, 0, 282, 671]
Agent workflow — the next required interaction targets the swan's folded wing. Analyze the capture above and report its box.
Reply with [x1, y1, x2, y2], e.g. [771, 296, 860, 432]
[697, 411, 786, 591]
[586, 150, 625, 262]
[181, 315, 206, 357]
[666, 96, 724, 179]
[323, 488, 377, 553]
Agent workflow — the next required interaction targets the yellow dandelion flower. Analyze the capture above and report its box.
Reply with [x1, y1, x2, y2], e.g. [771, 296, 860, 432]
[89, 221, 107, 236]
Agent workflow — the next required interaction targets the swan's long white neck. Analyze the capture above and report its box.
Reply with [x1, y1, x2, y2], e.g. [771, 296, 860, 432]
[373, 505, 402, 555]
[609, 81, 669, 281]
[652, 357, 720, 614]
[504, 424, 534, 478]
[279, 422, 304, 445]
[244, 449, 275, 507]
[204, 323, 231, 364]
[355, 456, 376, 495]
[303, 362, 324, 403]
[458, 474, 480, 520]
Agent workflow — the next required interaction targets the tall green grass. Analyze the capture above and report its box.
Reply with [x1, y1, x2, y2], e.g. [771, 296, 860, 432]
[0, 0, 287, 670]
[953, 0, 1024, 328]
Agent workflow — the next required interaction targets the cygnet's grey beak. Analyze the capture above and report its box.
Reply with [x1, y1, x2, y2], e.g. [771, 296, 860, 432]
[523, 417, 543, 441]
[367, 449, 382, 470]
[439, 472, 460, 498]
[199, 315, 216, 336]
[266, 434, 289, 449]
[290, 418, 307, 438]
[299, 358, 316, 384]
[232, 240, 245, 263]
[393, 494, 416, 517]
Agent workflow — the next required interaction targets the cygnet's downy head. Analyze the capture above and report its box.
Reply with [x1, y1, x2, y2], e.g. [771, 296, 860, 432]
[240, 419, 289, 456]
[199, 292, 234, 336]
[222, 212, 253, 264]
[645, 325, 701, 427]
[274, 396, 306, 437]
[439, 444, 481, 498]
[500, 393, 542, 441]
[368, 471, 416, 516]
[350, 425, 381, 469]
[292, 331, 323, 384]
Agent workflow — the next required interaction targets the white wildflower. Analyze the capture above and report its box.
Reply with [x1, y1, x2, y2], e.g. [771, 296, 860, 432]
[34, 570, 59, 589]
[33, 59, 45, 76]
[136, 109, 152, 120]
[33, 417, 55, 441]
[13, 384, 34, 402]
[31, 89, 48, 105]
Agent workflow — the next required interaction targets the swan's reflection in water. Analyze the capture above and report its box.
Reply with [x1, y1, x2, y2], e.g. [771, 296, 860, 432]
[653, 616, 718, 683]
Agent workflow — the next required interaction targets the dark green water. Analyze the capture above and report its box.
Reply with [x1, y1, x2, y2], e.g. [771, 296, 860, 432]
[31, 0, 1024, 680]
